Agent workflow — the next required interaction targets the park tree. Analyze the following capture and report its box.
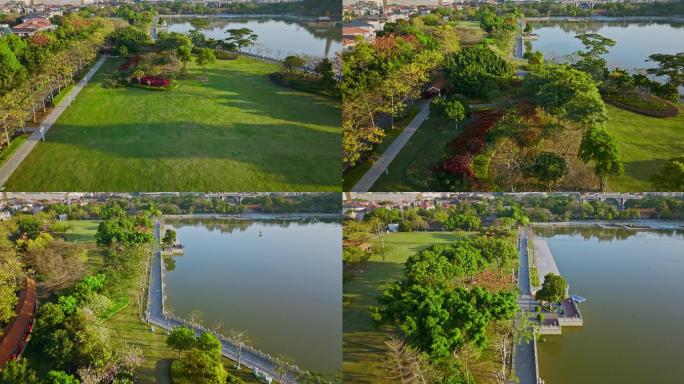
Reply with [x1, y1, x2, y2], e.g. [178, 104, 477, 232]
[0, 360, 38, 384]
[383, 336, 437, 384]
[530, 152, 568, 190]
[646, 52, 684, 90]
[314, 58, 337, 94]
[572, 33, 616, 82]
[651, 157, 684, 191]
[283, 55, 305, 73]
[132, 69, 145, 84]
[195, 48, 216, 79]
[166, 326, 196, 359]
[42, 371, 80, 384]
[229, 329, 252, 371]
[162, 229, 177, 247]
[0, 39, 26, 95]
[177, 44, 193, 72]
[0, 246, 23, 323]
[579, 125, 624, 191]
[444, 213, 481, 231]
[535, 273, 567, 303]
[224, 28, 258, 51]
[523, 63, 607, 127]
[444, 44, 512, 98]
[189, 18, 209, 47]
[15, 214, 43, 239]
[430, 95, 467, 122]
[110, 26, 150, 55]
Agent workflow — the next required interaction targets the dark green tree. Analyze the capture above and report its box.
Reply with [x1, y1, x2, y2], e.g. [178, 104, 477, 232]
[535, 273, 567, 303]
[579, 125, 624, 191]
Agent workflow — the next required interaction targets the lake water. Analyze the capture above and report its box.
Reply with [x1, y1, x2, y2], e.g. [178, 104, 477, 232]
[166, 17, 342, 59]
[529, 20, 684, 71]
[535, 227, 684, 384]
[163, 218, 342, 373]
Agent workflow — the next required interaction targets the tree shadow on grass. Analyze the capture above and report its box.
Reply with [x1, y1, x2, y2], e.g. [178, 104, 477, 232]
[6, 121, 341, 191]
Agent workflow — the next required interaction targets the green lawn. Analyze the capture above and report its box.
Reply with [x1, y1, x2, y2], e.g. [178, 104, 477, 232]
[370, 117, 463, 191]
[5, 57, 341, 191]
[605, 104, 684, 191]
[62, 220, 101, 243]
[343, 231, 463, 383]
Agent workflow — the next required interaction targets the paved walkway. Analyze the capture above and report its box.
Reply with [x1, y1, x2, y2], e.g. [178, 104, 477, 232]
[515, 230, 540, 384]
[0, 55, 107, 188]
[351, 101, 430, 192]
[146, 221, 298, 383]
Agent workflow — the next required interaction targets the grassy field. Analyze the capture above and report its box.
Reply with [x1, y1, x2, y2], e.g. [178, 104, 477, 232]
[62, 220, 101, 243]
[343, 231, 464, 383]
[5, 56, 341, 191]
[605, 104, 684, 191]
[370, 117, 463, 191]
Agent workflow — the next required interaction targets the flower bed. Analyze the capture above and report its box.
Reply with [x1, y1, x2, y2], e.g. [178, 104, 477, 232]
[437, 110, 503, 185]
[139, 76, 170, 87]
[603, 91, 678, 118]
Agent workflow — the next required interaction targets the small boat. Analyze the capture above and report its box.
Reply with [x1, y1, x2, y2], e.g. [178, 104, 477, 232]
[258, 231, 263, 237]
[571, 294, 586, 303]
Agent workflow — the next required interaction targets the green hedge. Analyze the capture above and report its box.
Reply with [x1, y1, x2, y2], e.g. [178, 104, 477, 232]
[0, 135, 29, 167]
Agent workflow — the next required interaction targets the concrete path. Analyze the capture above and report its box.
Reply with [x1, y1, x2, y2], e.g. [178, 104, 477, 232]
[515, 230, 540, 384]
[351, 101, 430, 192]
[0, 55, 107, 188]
[146, 221, 298, 383]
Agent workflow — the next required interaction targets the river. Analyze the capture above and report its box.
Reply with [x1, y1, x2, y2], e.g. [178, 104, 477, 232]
[529, 20, 684, 72]
[165, 17, 342, 59]
[535, 227, 684, 383]
[162, 217, 342, 373]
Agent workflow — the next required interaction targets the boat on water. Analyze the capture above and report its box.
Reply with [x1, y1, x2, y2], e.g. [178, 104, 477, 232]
[571, 294, 586, 303]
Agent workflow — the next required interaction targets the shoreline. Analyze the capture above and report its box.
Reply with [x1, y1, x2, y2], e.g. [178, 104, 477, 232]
[532, 220, 684, 229]
[163, 212, 342, 221]
[526, 15, 684, 22]
[157, 13, 340, 22]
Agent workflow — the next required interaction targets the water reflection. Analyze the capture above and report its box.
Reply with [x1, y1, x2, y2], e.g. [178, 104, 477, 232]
[162, 218, 342, 373]
[166, 17, 342, 58]
[534, 226, 684, 242]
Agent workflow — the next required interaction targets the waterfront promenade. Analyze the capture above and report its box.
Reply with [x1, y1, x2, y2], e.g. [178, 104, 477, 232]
[514, 230, 540, 384]
[146, 221, 298, 383]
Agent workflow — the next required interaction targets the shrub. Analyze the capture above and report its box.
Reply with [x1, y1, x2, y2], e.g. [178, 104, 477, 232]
[103, 78, 123, 89]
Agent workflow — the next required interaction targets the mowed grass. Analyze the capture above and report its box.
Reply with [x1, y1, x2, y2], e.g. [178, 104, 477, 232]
[5, 56, 341, 191]
[343, 231, 463, 383]
[370, 117, 463, 191]
[605, 104, 684, 191]
[62, 220, 101, 243]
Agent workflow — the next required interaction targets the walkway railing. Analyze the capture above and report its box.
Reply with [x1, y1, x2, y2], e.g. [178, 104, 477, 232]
[146, 220, 301, 383]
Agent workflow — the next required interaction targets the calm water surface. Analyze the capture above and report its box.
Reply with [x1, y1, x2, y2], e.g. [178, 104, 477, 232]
[536, 228, 684, 384]
[166, 17, 342, 58]
[530, 21, 684, 71]
[163, 218, 342, 373]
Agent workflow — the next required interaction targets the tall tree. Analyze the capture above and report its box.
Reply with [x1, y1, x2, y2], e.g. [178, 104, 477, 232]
[579, 125, 624, 191]
[195, 48, 216, 79]
[224, 28, 258, 51]
[572, 33, 616, 83]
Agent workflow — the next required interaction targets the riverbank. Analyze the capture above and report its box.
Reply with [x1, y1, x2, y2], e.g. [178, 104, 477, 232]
[159, 13, 339, 22]
[526, 16, 684, 22]
[163, 213, 342, 220]
[532, 220, 684, 229]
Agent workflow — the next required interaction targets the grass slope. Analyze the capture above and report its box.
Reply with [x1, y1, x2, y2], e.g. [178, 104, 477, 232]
[343, 231, 463, 383]
[5, 57, 341, 191]
[605, 104, 684, 192]
[62, 220, 101, 243]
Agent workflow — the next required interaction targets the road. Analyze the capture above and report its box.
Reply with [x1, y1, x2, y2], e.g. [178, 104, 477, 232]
[146, 221, 298, 383]
[0, 55, 108, 188]
[515, 230, 539, 384]
[351, 101, 430, 192]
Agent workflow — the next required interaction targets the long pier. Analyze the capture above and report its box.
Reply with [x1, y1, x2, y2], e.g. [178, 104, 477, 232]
[515, 229, 585, 383]
[146, 221, 300, 383]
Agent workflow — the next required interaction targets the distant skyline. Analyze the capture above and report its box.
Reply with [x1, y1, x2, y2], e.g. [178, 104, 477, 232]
[344, 0, 444, 5]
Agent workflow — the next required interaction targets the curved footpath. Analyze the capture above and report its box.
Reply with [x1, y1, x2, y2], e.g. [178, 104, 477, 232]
[146, 221, 298, 383]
